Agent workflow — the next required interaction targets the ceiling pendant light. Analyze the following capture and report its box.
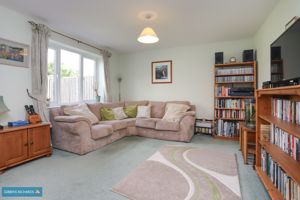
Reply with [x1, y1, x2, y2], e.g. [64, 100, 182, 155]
[137, 27, 159, 44]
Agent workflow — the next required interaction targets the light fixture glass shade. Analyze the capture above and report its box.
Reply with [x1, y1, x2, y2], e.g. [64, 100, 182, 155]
[137, 27, 159, 44]
[0, 96, 9, 113]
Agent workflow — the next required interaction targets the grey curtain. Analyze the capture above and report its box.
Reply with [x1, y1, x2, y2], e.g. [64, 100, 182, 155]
[101, 50, 112, 102]
[30, 22, 50, 122]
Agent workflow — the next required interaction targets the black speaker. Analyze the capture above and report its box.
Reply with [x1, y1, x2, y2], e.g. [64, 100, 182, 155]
[215, 52, 223, 64]
[243, 49, 255, 62]
[271, 46, 281, 60]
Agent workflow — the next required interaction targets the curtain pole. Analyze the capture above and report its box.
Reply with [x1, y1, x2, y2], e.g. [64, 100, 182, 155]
[28, 21, 105, 52]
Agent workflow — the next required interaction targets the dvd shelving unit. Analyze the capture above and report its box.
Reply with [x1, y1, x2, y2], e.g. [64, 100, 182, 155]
[214, 61, 257, 140]
[256, 85, 300, 200]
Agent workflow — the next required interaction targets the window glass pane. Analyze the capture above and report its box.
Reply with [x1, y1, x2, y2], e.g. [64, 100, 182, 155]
[47, 49, 56, 102]
[60, 49, 80, 104]
[83, 58, 96, 100]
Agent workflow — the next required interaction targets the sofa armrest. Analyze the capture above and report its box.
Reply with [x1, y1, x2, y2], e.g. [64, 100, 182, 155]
[179, 114, 196, 142]
[54, 115, 92, 126]
[177, 111, 196, 122]
[53, 115, 92, 137]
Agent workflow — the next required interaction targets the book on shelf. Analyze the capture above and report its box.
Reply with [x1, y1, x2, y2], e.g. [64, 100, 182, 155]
[261, 148, 300, 200]
[216, 75, 254, 83]
[215, 66, 254, 75]
[216, 99, 245, 109]
[270, 124, 300, 162]
[216, 120, 240, 137]
[260, 124, 271, 142]
[215, 110, 245, 119]
[215, 86, 254, 97]
[272, 98, 300, 124]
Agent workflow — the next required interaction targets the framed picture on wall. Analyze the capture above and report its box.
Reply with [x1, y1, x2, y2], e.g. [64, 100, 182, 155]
[0, 38, 29, 68]
[151, 60, 172, 84]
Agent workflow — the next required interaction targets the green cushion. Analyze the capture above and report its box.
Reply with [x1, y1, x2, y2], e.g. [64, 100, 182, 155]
[100, 107, 115, 121]
[123, 105, 137, 118]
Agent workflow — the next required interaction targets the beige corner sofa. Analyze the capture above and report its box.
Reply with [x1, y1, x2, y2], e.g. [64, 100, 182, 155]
[49, 100, 196, 155]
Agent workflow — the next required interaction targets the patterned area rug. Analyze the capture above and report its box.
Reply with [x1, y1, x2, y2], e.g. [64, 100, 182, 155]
[112, 145, 241, 200]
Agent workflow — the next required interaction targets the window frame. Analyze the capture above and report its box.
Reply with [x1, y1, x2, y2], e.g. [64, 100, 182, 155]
[48, 41, 100, 106]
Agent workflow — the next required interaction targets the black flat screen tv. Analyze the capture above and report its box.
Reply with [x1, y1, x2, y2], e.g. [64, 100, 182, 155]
[270, 18, 300, 83]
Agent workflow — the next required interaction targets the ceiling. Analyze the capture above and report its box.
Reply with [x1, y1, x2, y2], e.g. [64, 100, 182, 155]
[0, 0, 279, 53]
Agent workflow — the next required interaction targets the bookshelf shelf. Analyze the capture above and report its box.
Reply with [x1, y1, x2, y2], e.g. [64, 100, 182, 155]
[215, 118, 244, 121]
[256, 85, 300, 199]
[216, 96, 254, 99]
[215, 108, 245, 110]
[255, 166, 285, 200]
[215, 73, 254, 77]
[214, 61, 256, 139]
[258, 115, 300, 138]
[260, 141, 300, 184]
[216, 81, 255, 84]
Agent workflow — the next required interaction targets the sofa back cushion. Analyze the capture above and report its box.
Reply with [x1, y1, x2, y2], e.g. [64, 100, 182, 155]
[125, 100, 148, 106]
[63, 103, 99, 124]
[87, 103, 103, 120]
[102, 101, 125, 109]
[149, 101, 166, 118]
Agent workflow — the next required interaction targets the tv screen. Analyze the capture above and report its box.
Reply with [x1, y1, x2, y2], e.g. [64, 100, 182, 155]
[271, 18, 300, 82]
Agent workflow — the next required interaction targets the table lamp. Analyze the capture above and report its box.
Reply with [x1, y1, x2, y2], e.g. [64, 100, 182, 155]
[0, 96, 10, 129]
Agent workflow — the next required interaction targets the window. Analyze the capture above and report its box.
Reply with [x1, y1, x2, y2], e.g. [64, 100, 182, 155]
[47, 42, 100, 106]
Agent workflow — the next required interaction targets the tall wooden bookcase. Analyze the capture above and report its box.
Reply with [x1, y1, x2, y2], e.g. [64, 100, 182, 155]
[256, 85, 300, 200]
[214, 61, 257, 140]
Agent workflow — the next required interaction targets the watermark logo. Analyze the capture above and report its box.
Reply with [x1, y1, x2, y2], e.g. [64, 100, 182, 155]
[2, 187, 43, 197]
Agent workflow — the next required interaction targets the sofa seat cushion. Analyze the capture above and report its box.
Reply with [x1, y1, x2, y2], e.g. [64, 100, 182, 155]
[91, 124, 113, 140]
[136, 118, 160, 129]
[155, 120, 180, 131]
[122, 118, 137, 127]
[99, 120, 127, 131]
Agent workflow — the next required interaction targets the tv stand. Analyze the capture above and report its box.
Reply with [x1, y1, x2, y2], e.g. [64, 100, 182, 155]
[262, 77, 300, 88]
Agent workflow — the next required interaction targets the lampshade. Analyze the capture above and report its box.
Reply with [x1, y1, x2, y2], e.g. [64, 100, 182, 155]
[0, 96, 9, 113]
[137, 27, 159, 44]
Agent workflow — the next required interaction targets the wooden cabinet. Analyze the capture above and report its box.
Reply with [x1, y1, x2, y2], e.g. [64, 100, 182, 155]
[0, 123, 51, 174]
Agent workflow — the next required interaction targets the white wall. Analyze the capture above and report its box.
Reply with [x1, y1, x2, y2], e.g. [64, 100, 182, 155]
[119, 39, 254, 118]
[254, 0, 300, 88]
[0, 6, 32, 124]
[0, 5, 119, 125]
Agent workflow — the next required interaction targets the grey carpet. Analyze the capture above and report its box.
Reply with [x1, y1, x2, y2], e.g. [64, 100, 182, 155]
[0, 135, 269, 200]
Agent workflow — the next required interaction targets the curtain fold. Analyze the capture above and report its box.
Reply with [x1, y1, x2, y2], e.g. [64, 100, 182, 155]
[30, 23, 50, 122]
[101, 50, 112, 102]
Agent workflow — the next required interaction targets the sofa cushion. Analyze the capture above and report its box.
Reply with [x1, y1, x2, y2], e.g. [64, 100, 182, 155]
[99, 120, 127, 131]
[163, 103, 191, 122]
[87, 103, 103, 120]
[123, 105, 137, 118]
[91, 124, 113, 140]
[63, 103, 99, 124]
[112, 107, 128, 120]
[136, 118, 159, 129]
[122, 118, 137, 127]
[125, 100, 148, 106]
[102, 101, 125, 109]
[136, 106, 151, 118]
[100, 108, 116, 121]
[156, 120, 180, 131]
[149, 101, 166, 118]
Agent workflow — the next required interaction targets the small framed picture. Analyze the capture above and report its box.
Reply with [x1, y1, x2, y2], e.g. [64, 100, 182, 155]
[0, 38, 29, 68]
[151, 60, 172, 84]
